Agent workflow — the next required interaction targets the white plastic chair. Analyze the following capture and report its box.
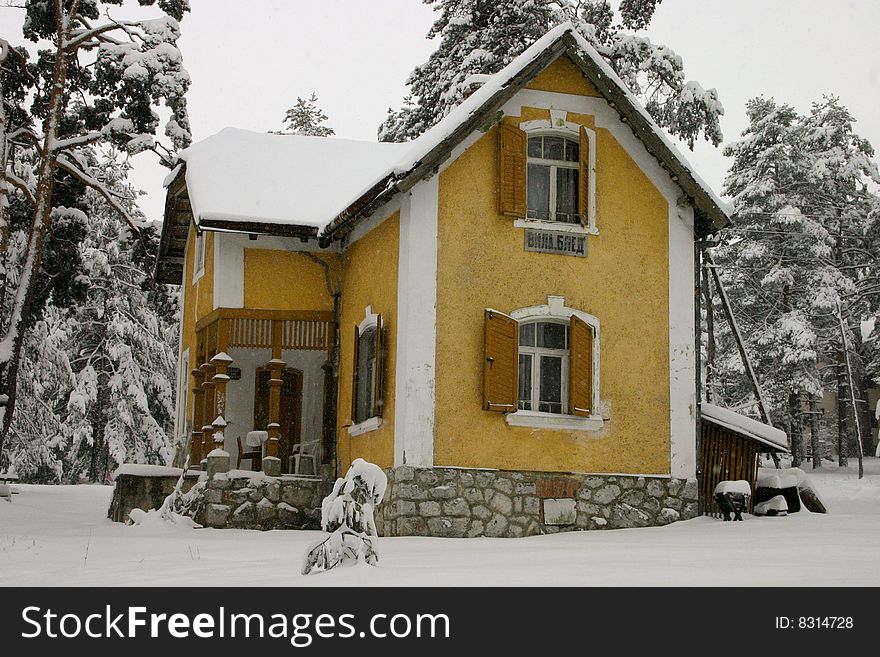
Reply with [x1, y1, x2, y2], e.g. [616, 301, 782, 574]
[289, 440, 320, 476]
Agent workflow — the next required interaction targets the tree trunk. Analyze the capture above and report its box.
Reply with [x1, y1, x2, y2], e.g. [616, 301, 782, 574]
[836, 351, 849, 467]
[0, 31, 70, 463]
[789, 391, 802, 466]
[809, 395, 822, 469]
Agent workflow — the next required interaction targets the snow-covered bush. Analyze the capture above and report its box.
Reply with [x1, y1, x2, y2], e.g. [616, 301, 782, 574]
[301, 458, 387, 575]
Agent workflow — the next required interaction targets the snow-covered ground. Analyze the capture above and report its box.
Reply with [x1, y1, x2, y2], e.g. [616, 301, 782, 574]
[2, 459, 879, 586]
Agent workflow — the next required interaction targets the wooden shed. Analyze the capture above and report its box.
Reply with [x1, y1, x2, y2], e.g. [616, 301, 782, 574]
[699, 403, 789, 517]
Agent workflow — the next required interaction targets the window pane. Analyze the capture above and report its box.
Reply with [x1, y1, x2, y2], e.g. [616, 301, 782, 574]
[544, 136, 564, 160]
[355, 327, 377, 422]
[519, 322, 536, 347]
[555, 167, 579, 223]
[518, 354, 533, 411]
[527, 163, 550, 221]
[539, 355, 563, 414]
[538, 322, 566, 349]
[528, 136, 542, 158]
[565, 139, 580, 162]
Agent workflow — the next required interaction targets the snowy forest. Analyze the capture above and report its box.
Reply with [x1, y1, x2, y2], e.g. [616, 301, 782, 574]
[1, 0, 879, 483]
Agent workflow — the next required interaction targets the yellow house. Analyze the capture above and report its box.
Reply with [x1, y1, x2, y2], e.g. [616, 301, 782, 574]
[155, 24, 741, 537]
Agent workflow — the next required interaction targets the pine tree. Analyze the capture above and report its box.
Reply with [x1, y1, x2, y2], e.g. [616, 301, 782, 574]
[274, 93, 334, 137]
[378, 0, 721, 150]
[0, 1, 191, 462]
[5, 154, 178, 482]
[62, 155, 178, 482]
[714, 96, 880, 465]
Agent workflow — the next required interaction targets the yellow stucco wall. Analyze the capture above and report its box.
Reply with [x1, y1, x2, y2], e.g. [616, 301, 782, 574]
[243, 249, 338, 311]
[336, 213, 400, 472]
[179, 226, 214, 420]
[434, 69, 671, 474]
[526, 55, 600, 97]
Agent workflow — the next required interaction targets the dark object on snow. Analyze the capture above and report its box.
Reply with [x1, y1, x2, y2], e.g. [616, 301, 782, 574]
[798, 485, 827, 514]
[754, 494, 788, 517]
[755, 485, 801, 513]
[713, 492, 749, 521]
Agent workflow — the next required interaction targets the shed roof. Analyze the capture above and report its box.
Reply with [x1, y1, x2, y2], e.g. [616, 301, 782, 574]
[701, 402, 789, 452]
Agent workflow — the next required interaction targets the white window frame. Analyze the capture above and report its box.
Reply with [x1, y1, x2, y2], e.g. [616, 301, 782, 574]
[192, 225, 206, 283]
[517, 319, 569, 415]
[349, 305, 383, 437]
[516, 116, 598, 236]
[506, 295, 603, 432]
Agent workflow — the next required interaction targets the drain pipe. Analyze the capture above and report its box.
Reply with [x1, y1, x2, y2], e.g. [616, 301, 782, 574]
[303, 252, 341, 485]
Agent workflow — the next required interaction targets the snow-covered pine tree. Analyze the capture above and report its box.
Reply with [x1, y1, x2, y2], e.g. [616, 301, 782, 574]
[3, 306, 73, 481]
[714, 98, 824, 459]
[715, 96, 880, 465]
[378, 0, 722, 150]
[62, 154, 178, 482]
[274, 93, 334, 137]
[0, 1, 191, 462]
[796, 97, 880, 464]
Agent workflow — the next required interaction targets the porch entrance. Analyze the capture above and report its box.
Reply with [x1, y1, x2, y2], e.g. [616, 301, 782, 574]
[254, 367, 302, 475]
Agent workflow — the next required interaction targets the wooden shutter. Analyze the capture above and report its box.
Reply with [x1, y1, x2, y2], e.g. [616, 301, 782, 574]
[373, 314, 383, 418]
[350, 324, 360, 422]
[569, 314, 593, 417]
[483, 310, 518, 412]
[578, 125, 590, 225]
[498, 122, 527, 217]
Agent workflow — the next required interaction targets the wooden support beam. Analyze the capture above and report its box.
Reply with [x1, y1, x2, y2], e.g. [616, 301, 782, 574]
[705, 251, 772, 425]
[200, 362, 216, 460]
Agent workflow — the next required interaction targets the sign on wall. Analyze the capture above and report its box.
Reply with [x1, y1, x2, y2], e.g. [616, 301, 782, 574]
[227, 367, 242, 381]
[524, 229, 587, 257]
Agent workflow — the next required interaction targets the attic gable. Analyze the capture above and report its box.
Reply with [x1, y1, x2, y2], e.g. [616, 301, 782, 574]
[525, 55, 600, 98]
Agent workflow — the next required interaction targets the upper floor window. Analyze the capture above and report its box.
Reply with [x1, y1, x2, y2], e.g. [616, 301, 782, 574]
[193, 227, 206, 282]
[498, 118, 597, 235]
[526, 135, 580, 225]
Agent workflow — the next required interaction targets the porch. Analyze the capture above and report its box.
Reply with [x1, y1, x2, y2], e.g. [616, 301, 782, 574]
[188, 308, 336, 477]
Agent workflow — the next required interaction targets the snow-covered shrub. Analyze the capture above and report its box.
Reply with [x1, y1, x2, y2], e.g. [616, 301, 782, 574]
[301, 458, 387, 575]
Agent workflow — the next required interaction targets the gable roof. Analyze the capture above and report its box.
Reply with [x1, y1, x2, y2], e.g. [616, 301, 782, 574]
[159, 22, 730, 271]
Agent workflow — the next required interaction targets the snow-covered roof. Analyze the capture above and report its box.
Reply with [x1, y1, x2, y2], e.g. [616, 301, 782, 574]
[179, 128, 407, 230]
[170, 22, 731, 241]
[701, 403, 789, 451]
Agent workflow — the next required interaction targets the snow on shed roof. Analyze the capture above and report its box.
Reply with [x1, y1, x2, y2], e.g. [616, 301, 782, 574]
[179, 127, 407, 229]
[173, 22, 730, 239]
[701, 402, 789, 452]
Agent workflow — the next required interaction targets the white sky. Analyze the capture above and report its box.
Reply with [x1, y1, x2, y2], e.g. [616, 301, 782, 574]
[3, 0, 879, 224]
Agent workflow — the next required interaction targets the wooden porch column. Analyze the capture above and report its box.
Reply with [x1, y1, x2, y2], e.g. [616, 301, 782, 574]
[210, 319, 233, 451]
[265, 320, 286, 459]
[189, 368, 206, 466]
[200, 362, 216, 459]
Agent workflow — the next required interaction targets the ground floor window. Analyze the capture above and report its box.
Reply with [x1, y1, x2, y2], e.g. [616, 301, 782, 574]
[517, 320, 569, 414]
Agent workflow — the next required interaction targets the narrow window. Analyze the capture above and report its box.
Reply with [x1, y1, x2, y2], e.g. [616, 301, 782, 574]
[354, 326, 377, 424]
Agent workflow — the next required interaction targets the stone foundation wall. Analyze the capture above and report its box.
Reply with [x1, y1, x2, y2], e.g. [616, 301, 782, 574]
[108, 469, 200, 522]
[376, 466, 698, 538]
[108, 455, 326, 530]
[196, 469, 325, 530]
